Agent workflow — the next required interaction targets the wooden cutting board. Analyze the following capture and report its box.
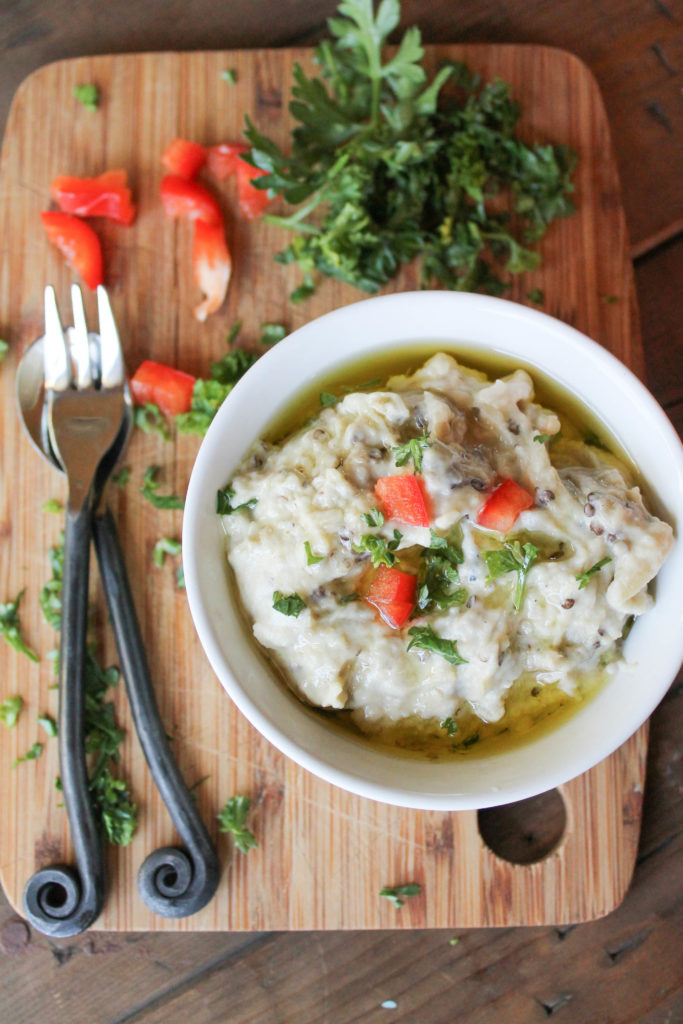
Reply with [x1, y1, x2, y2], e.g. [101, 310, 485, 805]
[0, 45, 645, 931]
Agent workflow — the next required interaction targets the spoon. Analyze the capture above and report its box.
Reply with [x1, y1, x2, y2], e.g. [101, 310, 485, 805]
[16, 334, 220, 926]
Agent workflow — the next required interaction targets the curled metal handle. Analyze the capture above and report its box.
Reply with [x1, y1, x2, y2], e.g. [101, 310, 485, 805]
[23, 507, 106, 936]
[92, 509, 220, 917]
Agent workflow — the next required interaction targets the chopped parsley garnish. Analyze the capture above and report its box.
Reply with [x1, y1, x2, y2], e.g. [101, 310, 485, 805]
[583, 431, 609, 451]
[112, 467, 131, 487]
[153, 537, 182, 567]
[176, 348, 259, 436]
[304, 541, 325, 565]
[362, 507, 384, 528]
[134, 402, 171, 441]
[407, 625, 467, 665]
[527, 288, 544, 304]
[217, 795, 258, 854]
[319, 391, 339, 408]
[393, 433, 431, 474]
[0, 590, 39, 662]
[38, 714, 58, 738]
[353, 529, 402, 567]
[273, 591, 307, 617]
[0, 696, 23, 728]
[141, 466, 185, 510]
[260, 322, 287, 346]
[289, 274, 316, 304]
[417, 526, 467, 611]
[379, 883, 422, 909]
[533, 433, 552, 444]
[339, 592, 360, 604]
[482, 540, 539, 612]
[575, 556, 612, 589]
[13, 742, 43, 767]
[216, 485, 257, 515]
[42, 498, 63, 514]
[176, 564, 185, 589]
[220, 68, 237, 84]
[441, 716, 458, 736]
[74, 83, 99, 111]
[245, 0, 575, 298]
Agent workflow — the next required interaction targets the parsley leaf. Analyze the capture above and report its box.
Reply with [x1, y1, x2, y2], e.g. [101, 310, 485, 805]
[134, 402, 171, 441]
[575, 556, 612, 589]
[441, 716, 458, 736]
[407, 625, 467, 665]
[527, 288, 544, 304]
[260, 322, 287, 346]
[216, 485, 257, 515]
[0, 590, 39, 662]
[217, 795, 258, 854]
[42, 498, 63, 514]
[353, 528, 402, 567]
[153, 537, 182, 568]
[304, 541, 325, 565]
[112, 467, 131, 487]
[220, 68, 237, 84]
[362, 507, 384, 528]
[417, 526, 467, 611]
[0, 695, 23, 728]
[13, 742, 43, 767]
[533, 433, 552, 444]
[74, 83, 99, 111]
[379, 883, 422, 909]
[273, 591, 307, 617]
[141, 466, 185, 510]
[482, 540, 538, 611]
[38, 714, 58, 738]
[320, 391, 339, 408]
[393, 433, 431, 473]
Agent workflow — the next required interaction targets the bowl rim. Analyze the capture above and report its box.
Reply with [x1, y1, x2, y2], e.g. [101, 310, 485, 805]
[183, 291, 683, 810]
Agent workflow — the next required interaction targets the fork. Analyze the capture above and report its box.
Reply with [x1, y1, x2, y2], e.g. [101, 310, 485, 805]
[22, 286, 220, 937]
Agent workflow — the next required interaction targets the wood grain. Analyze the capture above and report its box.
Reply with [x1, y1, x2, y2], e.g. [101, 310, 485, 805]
[0, 45, 648, 932]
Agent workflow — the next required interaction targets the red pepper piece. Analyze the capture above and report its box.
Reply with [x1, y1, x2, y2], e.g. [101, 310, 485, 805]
[375, 474, 430, 527]
[476, 478, 534, 533]
[161, 139, 207, 180]
[50, 170, 136, 226]
[206, 142, 249, 180]
[41, 211, 103, 290]
[364, 566, 417, 630]
[235, 159, 271, 220]
[192, 219, 231, 322]
[160, 175, 222, 226]
[130, 360, 196, 416]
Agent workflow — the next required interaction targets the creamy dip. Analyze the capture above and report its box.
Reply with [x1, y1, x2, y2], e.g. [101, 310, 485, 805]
[220, 353, 673, 749]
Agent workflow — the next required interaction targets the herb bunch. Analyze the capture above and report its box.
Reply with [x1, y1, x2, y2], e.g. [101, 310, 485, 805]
[246, 0, 576, 298]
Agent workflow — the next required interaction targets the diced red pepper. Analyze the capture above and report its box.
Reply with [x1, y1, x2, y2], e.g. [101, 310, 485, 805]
[41, 211, 103, 290]
[235, 159, 271, 220]
[375, 474, 430, 528]
[476, 477, 534, 533]
[130, 360, 196, 416]
[364, 566, 417, 630]
[50, 170, 137, 226]
[206, 142, 249, 180]
[192, 219, 231, 322]
[160, 175, 222, 226]
[161, 139, 207, 180]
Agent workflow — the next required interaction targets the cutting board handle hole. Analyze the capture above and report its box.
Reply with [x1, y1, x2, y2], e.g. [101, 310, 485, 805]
[477, 788, 567, 865]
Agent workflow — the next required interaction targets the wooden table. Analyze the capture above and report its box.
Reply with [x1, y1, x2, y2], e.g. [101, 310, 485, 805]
[0, 1, 681, 1020]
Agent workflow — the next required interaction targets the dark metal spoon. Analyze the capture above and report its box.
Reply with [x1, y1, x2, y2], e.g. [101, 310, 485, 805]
[16, 335, 220, 931]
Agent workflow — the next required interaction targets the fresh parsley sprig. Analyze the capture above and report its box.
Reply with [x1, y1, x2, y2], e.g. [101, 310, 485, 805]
[407, 625, 467, 665]
[482, 540, 539, 612]
[217, 795, 258, 854]
[417, 526, 467, 611]
[575, 556, 612, 589]
[353, 528, 402, 567]
[393, 433, 431, 473]
[273, 591, 307, 617]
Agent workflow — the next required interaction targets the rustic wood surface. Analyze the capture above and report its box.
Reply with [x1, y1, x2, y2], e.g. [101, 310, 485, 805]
[0, 0, 681, 1021]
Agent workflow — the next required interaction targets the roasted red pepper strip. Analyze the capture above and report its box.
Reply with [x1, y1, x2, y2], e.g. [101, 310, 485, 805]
[130, 360, 196, 416]
[50, 170, 136, 226]
[192, 220, 232, 322]
[364, 565, 417, 629]
[161, 139, 207, 180]
[160, 175, 222, 226]
[41, 211, 103, 290]
[375, 474, 430, 527]
[476, 477, 534, 533]
[206, 142, 249, 180]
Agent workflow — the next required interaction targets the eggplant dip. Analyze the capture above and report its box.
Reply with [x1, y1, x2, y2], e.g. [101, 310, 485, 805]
[219, 353, 673, 750]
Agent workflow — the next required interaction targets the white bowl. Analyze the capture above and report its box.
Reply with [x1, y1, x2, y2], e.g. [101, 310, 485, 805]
[183, 292, 683, 810]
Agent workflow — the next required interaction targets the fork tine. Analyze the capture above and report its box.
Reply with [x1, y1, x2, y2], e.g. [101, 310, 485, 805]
[70, 284, 94, 389]
[43, 286, 72, 391]
[96, 286, 124, 388]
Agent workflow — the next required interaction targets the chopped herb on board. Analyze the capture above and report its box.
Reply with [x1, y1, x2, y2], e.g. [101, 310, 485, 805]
[575, 556, 612, 589]
[273, 591, 307, 617]
[134, 402, 171, 441]
[527, 288, 544, 304]
[220, 68, 237, 84]
[176, 348, 258, 436]
[441, 716, 458, 736]
[407, 625, 467, 665]
[38, 714, 58, 738]
[0, 696, 23, 728]
[153, 537, 182, 567]
[140, 466, 185, 510]
[393, 433, 432, 473]
[112, 467, 131, 487]
[13, 742, 43, 767]
[260, 322, 287, 346]
[379, 883, 422, 909]
[74, 83, 99, 111]
[217, 795, 258, 853]
[42, 498, 63, 514]
[0, 590, 39, 662]
[245, 0, 575, 298]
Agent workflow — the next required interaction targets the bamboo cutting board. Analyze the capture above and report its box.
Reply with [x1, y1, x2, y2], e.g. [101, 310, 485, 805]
[0, 45, 645, 931]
